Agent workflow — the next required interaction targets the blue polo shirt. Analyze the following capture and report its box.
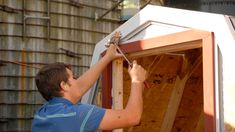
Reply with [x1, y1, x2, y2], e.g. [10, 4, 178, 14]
[32, 97, 106, 132]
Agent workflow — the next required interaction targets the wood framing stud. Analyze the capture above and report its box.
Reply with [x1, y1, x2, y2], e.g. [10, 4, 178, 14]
[202, 33, 216, 132]
[102, 63, 112, 109]
[112, 58, 124, 132]
[160, 54, 202, 132]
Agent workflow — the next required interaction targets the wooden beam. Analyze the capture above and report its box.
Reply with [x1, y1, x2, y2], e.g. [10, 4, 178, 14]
[112, 58, 124, 132]
[112, 58, 124, 110]
[160, 75, 189, 132]
[102, 63, 112, 109]
[202, 33, 216, 132]
[127, 40, 202, 59]
[120, 30, 211, 55]
[160, 55, 202, 132]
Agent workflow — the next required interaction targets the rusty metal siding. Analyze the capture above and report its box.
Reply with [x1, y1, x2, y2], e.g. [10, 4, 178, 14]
[0, 0, 121, 131]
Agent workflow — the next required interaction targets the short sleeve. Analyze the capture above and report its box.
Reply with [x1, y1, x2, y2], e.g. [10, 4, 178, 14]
[77, 104, 106, 132]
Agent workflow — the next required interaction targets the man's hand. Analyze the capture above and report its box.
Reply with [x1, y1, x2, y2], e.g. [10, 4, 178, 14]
[104, 44, 122, 61]
[128, 60, 147, 84]
[104, 31, 122, 61]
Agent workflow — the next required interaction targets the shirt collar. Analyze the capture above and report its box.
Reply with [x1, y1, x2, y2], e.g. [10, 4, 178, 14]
[49, 97, 73, 105]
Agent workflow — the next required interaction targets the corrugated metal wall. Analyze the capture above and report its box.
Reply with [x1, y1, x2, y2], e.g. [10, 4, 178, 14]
[0, 0, 121, 131]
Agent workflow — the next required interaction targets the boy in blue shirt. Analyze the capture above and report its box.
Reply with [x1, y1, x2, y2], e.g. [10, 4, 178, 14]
[32, 43, 147, 131]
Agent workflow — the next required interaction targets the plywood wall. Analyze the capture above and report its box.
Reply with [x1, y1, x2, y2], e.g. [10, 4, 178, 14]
[123, 48, 204, 132]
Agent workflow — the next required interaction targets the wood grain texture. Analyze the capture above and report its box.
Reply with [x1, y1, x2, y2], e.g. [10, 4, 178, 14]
[112, 59, 124, 132]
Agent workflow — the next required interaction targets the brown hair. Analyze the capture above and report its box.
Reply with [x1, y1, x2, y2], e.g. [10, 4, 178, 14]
[35, 62, 71, 101]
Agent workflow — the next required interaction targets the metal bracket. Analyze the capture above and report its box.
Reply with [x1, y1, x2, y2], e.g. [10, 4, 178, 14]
[22, 0, 51, 41]
[0, 4, 19, 13]
[59, 48, 82, 58]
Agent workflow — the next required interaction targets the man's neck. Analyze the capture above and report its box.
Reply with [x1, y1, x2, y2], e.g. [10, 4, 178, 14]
[62, 96, 78, 104]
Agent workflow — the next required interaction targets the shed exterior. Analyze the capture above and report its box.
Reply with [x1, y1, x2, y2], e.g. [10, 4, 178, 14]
[86, 5, 235, 131]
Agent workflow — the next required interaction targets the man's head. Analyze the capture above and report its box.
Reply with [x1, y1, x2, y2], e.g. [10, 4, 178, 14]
[35, 62, 71, 101]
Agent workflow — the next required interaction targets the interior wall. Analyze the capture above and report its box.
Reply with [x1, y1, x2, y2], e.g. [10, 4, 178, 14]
[123, 48, 204, 132]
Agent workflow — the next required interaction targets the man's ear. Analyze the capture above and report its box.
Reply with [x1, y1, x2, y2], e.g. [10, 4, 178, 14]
[60, 81, 69, 91]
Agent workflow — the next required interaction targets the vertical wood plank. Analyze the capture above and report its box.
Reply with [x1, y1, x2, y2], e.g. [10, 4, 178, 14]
[160, 75, 189, 132]
[112, 58, 124, 132]
[102, 62, 112, 109]
[202, 33, 216, 132]
[160, 55, 202, 132]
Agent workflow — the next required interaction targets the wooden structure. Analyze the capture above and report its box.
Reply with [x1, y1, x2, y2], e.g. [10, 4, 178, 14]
[85, 5, 235, 132]
[103, 30, 214, 131]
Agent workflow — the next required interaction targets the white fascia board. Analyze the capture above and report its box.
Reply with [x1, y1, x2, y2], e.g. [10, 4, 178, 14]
[89, 5, 232, 63]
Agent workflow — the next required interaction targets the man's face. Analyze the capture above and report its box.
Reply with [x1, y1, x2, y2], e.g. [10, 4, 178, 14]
[65, 68, 80, 100]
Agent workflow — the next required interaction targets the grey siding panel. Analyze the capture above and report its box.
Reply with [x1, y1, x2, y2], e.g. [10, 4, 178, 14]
[0, 91, 44, 104]
[0, 0, 121, 131]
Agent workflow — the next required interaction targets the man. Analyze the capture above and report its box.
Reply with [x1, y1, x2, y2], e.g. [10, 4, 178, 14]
[32, 44, 147, 131]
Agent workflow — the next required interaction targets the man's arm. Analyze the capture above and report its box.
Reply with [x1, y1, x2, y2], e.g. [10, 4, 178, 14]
[98, 60, 147, 130]
[75, 44, 122, 98]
